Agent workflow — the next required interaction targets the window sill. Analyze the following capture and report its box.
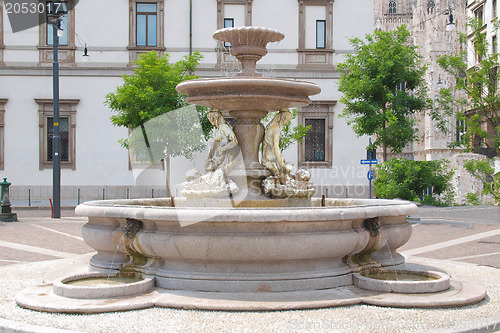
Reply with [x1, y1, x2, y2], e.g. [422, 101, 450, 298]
[130, 161, 164, 171]
[299, 161, 332, 169]
[38, 45, 77, 50]
[297, 48, 335, 53]
[128, 46, 166, 51]
[40, 162, 75, 170]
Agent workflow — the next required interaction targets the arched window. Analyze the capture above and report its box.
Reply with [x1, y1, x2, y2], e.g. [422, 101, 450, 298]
[427, 0, 435, 14]
[389, 0, 397, 14]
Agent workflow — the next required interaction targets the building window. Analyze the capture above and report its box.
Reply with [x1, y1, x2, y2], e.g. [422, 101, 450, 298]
[427, 0, 435, 14]
[475, 5, 484, 23]
[305, 119, 326, 161]
[456, 119, 466, 144]
[389, 0, 397, 14]
[46, 1, 68, 46]
[297, 0, 334, 68]
[494, 0, 498, 19]
[136, 3, 157, 46]
[36, 99, 79, 170]
[216, 1, 252, 67]
[38, 0, 75, 64]
[224, 18, 234, 47]
[217, 0, 252, 29]
[316, 20, 326, 49]
[298, 102, 335, 168]
[129, 0, 164, 63]
[47, 116, 69, 162]
[493, 36, 497, 54]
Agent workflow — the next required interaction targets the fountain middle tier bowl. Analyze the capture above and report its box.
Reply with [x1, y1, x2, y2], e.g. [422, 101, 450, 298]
[76, 198, 416, 293]
[175, 77, 321, 111]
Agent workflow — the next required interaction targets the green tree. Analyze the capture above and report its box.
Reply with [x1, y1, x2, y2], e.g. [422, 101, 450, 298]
[374, 158, 454, 205]
[338, 25, 429, 161]
[436, 19, 500, 157]
[105, 51, 212, 195]
[463, 158, 499, 203]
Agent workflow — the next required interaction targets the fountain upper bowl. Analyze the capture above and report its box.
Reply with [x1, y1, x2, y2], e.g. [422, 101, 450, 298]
[176, 76, 321, 111]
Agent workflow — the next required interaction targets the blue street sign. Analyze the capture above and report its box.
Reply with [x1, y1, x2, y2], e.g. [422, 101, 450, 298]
[360, 159, 378, 165]
[367, 170, 374, 180]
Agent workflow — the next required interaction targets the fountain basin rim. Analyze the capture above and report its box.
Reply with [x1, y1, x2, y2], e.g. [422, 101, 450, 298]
[75, 198, 417, 222]
[213, 26, 285, 44]
[176, 77, 321, 94]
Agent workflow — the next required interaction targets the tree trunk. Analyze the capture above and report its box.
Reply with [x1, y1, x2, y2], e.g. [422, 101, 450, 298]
[382, 142, 388, 162]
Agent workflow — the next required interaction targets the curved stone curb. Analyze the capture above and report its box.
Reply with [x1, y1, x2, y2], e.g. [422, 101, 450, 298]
[15, 278, 486, 313]
[15, 285, 160, 314]
[153, 287, 372, 311]
[353, 270, 450, 294]
[362, 280, 487, 308]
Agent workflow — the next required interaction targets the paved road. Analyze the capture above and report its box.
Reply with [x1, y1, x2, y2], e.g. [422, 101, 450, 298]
[401, 205, 500, 269]
[0, 205, 498, 269]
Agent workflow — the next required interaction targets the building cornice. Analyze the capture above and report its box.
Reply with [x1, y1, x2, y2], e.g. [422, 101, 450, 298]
[0, 64, 340, 79]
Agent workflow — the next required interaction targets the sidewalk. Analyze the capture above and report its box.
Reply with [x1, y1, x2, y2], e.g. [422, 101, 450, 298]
[401, 205, 500, 269]
[0, 209, 90, 267]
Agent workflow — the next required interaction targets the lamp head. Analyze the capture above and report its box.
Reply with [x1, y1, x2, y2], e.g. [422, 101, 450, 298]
[82, 44, 90, 62]
[446, 13, 456, 31]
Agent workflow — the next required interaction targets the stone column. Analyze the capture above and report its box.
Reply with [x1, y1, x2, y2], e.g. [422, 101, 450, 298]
[229, 110, 270, 200]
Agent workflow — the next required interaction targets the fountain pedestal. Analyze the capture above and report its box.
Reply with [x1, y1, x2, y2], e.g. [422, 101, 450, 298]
[176, 27, 321, 200]
[230, 110, 270, 199]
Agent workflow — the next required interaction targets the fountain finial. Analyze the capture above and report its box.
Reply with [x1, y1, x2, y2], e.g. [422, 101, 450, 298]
[214, 26, 284, 76]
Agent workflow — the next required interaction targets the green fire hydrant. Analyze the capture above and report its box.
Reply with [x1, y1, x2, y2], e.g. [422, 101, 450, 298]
[0, 177, 11, 205]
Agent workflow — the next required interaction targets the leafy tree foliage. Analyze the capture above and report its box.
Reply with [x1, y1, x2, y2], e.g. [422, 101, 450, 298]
[436, 19, 500, 157]
[463, 158, 499, 203]
[106, 50, 212, 158]
[105, 51, 212, 195]
[374, 158, 454, 205]
[338, 25, 429, 161]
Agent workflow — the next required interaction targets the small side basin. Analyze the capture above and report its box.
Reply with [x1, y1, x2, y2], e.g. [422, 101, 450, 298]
[353, 269, 450, 294]
[53, 272, 154, 299]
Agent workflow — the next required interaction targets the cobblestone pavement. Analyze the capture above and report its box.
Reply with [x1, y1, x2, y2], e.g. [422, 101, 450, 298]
[0, 205, 498, 269]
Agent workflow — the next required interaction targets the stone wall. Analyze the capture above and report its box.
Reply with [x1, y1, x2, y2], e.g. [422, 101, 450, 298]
[450, 153, 495, 205]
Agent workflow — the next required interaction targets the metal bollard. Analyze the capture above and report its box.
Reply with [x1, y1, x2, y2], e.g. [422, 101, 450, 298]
[0, 178, 11, 205]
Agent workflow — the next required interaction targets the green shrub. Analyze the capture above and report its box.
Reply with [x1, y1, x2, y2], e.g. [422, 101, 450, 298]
[464, 158, 499, 203]
[466, 192, 481, 205]
[374, 158, 454, 205]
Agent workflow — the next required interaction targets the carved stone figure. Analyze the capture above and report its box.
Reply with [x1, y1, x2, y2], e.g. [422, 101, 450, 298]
[182, 110, 240, 198]
[261, 109, 315, 198]
[262, 109, 293, 177]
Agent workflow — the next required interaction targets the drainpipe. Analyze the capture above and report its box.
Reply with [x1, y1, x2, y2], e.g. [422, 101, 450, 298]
[189, 0, 193, 56]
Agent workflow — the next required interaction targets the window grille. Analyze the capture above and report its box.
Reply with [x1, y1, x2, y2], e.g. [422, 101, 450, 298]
[305, 119, 326, 162]
[47, 117, 69, 162]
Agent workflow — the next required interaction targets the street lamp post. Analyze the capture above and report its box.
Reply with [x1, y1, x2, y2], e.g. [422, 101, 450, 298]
[47, 2, 66, 219]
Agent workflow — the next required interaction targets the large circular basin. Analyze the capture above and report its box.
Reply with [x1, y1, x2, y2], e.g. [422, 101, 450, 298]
[175, 77, 321, 111]
[76, 198, 416, 293]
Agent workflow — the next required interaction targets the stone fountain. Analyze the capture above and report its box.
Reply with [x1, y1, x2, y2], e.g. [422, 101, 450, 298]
[16, 26, 486, 313]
